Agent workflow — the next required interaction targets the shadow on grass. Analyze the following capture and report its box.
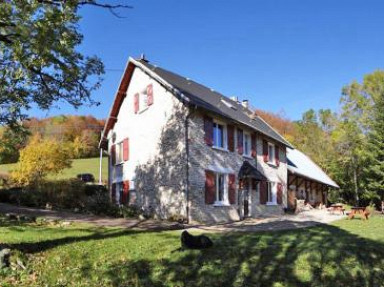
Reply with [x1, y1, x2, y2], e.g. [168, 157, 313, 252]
[93, 223, 384, 287]
[2, 218, 384, 286]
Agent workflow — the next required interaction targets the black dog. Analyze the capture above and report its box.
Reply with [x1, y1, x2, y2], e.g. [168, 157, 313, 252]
[181, 230, 213, 249]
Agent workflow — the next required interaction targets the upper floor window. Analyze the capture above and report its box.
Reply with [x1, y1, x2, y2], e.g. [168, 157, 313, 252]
[268, 142, 275, 164]
[116, 141, 124, 164]
[213, 122, 227, 149]
[243, 133, 251, 156]
[134, 84, 154, 114]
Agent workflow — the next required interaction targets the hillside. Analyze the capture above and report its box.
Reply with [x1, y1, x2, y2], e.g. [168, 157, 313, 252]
[0, 157, 108, 181]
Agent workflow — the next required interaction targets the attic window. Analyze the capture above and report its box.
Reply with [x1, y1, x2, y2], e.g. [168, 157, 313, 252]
[220, 99, 237, 110]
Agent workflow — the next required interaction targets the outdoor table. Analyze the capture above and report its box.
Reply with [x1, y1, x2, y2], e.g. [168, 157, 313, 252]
[329, 204, 345, 215]
[348, 207, 369, 220]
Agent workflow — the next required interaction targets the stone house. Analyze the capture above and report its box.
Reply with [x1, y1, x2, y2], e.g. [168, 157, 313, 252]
[99, 57, 296, 223]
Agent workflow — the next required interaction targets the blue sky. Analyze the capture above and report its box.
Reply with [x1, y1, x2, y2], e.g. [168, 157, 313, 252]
[32, 0, 384, 121]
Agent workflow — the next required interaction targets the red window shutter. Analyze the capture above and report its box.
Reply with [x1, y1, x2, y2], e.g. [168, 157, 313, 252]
[275, 145, 280, 167]
[123, 138, 129, 161]
[237, 129, 243, 155]
[260, 181, 267, 204]
[228, 174, 236, 204]
[111, 183, 116, 203]
[251, 179, 258, 190]
[227, 125, 235, 152]
[111, 144, 116, 165]
[204, 116, 214, 146]
[122, 181, 130, 204]
[277, 183, 283, 204]
[251, 133, 257, 158]
[263, 140, 268, 162]
[147, 84, 153, 106]
[134, 93, 139, 114]
[205, 170, 215, 204]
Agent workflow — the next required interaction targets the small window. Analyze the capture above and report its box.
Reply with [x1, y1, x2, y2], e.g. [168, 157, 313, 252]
[115, 141, 124, 164]
[243, 133, 251, 156]
[267, 182, 277, 204]
[215, 173, 228, 204]
[268, 143, 275, 164]
[213, 122, 227, 149]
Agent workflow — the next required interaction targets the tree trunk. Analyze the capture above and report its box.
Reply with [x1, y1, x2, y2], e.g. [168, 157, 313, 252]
[353, 167, 359, 206]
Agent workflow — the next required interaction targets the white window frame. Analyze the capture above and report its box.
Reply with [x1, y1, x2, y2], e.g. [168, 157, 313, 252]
[115, 141, 124, 165]
[266, 181, 277, 205]
[212, 120, 228, 150]
[138, 92, 149, 113]
[243, 132, 252, 157]
[214, 173, 229, 206]
[268, 142, 275, 165]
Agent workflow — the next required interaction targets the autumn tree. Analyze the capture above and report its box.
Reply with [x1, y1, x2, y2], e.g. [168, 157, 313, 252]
[11, 136, 72, 186]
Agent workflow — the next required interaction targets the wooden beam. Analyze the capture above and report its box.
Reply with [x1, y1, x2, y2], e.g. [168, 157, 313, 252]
[288, 175, 297, 186]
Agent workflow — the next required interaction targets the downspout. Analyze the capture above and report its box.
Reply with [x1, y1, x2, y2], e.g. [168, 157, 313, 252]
[185, 109, 191, 223]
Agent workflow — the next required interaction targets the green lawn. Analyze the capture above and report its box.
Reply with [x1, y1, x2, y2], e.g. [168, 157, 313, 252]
[0, 157, 108, 181]
[0, 216, 383, 287]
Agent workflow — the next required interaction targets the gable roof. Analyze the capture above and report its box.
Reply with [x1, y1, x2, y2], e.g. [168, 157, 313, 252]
[100, 57, 293, 149]
[287, 148, 339, 188]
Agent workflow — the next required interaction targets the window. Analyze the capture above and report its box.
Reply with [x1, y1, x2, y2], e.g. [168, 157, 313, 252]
[115, 141, 124, 164]
[243, 133, 251, 156]
[215, 173, 228, 204]
[267, 182, 277, 204]
[213, 122, 227, 149]
[268, 143, 275, 164]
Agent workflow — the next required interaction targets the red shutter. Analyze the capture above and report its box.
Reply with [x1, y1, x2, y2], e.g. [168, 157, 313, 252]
[122, 181, 130, 204]
[205, 170, 215, 204]
[237, 129, 243, 155]
[228, 174, 236, 204]
[134, 93, 139, 114]
[123, 138, 129, 161]
[147, 84, 153, 106]
[204, 116, 214, 146]
[275, 145, 280, 167]
[111, 145, 116, 165]
[260, 181, 267, 204]
[251, 133, 257, 158]
[227, 125, 235, 152]
[263, 140, 268, 162]
[111, 183, 116, 203]
[277, 183, 283, 205]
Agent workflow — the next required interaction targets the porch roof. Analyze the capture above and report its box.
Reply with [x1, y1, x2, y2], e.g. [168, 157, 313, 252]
[238, 161, 267, 181]
[287, 148, 339, 188]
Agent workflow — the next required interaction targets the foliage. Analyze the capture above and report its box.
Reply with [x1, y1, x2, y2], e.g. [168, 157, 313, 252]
[0, 216, 383, 286]
[10, 136, 72, 186]
[0, 126, 29, 164]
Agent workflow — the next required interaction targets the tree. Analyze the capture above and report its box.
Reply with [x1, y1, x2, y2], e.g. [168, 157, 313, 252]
[11, 135, 72, 186]
[0, 1, 130, 127]
[361, 71, 384, 204]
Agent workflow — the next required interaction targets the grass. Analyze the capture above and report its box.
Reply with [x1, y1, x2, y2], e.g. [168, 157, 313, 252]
[0, 157, 108, 181]
[0, 215, 383, 286]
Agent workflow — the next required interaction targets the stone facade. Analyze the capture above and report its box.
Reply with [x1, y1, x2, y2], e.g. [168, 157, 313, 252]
[106, 65, 289, 224]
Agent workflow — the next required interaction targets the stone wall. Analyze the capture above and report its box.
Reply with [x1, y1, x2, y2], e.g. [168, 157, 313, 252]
[187, 110, 288, 223]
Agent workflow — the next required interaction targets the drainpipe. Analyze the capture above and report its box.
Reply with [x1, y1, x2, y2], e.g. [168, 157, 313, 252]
[185, 109, 191, 223]
[99, 147, 103, 185]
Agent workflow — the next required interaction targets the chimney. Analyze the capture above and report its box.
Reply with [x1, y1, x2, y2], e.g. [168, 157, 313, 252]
[140, 53, 148, 62]
[242, 100, 249, 108]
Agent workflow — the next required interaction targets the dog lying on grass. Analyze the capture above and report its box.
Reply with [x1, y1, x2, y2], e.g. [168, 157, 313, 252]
[181, 230, 213, 249]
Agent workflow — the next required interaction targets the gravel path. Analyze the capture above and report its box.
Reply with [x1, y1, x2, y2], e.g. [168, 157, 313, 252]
[0, 203, 345, 233]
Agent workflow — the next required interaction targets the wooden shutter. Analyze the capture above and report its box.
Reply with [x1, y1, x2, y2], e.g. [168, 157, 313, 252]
[251, 133, 257, 158]
[228, 174, 236, 204]
[123, 138, 129, 161]
[263, 140, 268, 162]
[111, 145, 116, 165]
[277, 183, 283, 204]
[227, 125, 235, 152]
[147, 84, 153, 106]
[251, 179, 258, 190]
[260, 181, 267, 204]
[204, 116, 214, 146]
[134, 93, 139, 114]
[275, 145, 280, 167]
[205, 170, 215, 204]
[237, 128, 243, 155]
[122, 181, 130, 204]
[111, 183, 116, 203]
